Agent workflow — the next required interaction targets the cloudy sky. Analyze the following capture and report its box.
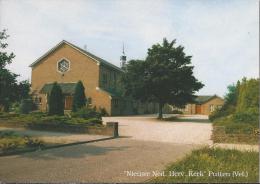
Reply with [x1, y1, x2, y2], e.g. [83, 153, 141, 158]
[0, 0, 258, 97]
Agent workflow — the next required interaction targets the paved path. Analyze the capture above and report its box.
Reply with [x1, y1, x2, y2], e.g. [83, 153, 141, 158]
[103, 114, 213, 145]
[0, 127, 109, 144]
[0, 138, 198, 183]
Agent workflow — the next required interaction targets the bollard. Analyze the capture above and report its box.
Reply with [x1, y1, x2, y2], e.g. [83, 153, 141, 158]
[106, 122, 119, 137]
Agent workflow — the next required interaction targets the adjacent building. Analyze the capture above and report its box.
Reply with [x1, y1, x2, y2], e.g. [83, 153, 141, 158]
[182, 95, 224, 115]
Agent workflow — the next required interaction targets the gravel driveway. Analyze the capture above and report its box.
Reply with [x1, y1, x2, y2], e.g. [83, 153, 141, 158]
[0, 114, 212, 182]
[103, 114, 213, 145]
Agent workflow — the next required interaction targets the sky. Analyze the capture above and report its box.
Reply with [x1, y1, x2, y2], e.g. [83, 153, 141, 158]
[0, 0, 259, 97]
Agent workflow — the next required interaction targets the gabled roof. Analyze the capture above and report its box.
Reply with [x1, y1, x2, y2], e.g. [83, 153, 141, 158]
[29, 40, 124, 73]
[195, 95, 222, 104]
[40, 83, 77, 95]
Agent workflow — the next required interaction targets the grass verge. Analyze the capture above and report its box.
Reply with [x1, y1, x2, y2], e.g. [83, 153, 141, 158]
[0, 131, 44, 154]
[150, 147, 259, 183]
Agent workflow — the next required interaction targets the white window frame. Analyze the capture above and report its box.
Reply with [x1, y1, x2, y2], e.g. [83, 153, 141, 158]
[57, 58, 71, 73]
[210, 104, 215, 112]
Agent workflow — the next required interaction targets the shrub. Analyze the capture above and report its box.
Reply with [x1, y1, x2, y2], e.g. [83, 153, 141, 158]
[0, 131, 44, 152]
[232, 108, 259, 127]
[209, 105, 236, 122]
[24, 136, 44, 147]
[20, 99, 34, 114]
[172, 109, 183, 114]
[85, 118, 102, 125]
[67, 117, 102, 125]
[71, 106, 102, 120]
[72, 81, 86, 112]
[99, 107, 108, 116]
[48, 82, 64, 116]
[10, 102, 20, 113]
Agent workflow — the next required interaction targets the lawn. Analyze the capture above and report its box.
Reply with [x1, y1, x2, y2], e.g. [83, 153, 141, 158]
[0, 131, 44, 154]
[150, 147, 259, 183]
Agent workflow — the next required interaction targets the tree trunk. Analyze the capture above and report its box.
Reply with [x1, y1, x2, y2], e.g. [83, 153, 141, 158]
[158, 102, 164, 119]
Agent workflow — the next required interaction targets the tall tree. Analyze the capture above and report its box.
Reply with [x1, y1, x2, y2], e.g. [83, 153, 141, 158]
[48, 82, 64, 115]
[122, 38, 204, 118]
[236, 78, 259, 113]
[0, 29, 17, 111]
[72, 81, 86, 112]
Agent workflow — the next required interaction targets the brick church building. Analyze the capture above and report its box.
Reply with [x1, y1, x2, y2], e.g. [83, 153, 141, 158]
[30, 40, 158, 115]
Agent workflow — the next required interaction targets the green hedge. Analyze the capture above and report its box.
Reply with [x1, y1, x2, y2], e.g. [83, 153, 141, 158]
[0, 112, 102, 126]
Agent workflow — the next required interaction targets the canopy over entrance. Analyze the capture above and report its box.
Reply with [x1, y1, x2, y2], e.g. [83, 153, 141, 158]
[40, 82, 77, 110]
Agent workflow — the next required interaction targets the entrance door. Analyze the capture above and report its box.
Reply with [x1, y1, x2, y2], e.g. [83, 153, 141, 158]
[64, 96, 73, 110]
[195, 105, 201, 114]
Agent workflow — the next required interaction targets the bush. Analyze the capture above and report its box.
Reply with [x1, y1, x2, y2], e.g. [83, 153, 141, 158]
[232, 108, 259, 127]
[0, 131, 44, 152]
[99, 107, 108, 116]
[72, 81, 86, 112]
[48, 82, 64, 116]
[10, 102, 20, 113]
[71, 106, 102, 120]
[172, 109, 183, 114]
[20, 99, 34, 114]
[209, 105, 235, 121]
[24, 136, 44, 147]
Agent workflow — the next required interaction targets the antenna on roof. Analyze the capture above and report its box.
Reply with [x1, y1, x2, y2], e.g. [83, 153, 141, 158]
[84, 44, 87, 51]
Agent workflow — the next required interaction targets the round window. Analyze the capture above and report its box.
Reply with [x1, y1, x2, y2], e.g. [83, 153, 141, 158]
[57, 59, 70, 73]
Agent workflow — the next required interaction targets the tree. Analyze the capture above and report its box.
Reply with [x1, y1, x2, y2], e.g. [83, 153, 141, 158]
[0, 30, 31, 111]
[72, 81, 86, 112]
[236, 78, 259, 113]
[16, 80, 31, 100]
[48, 82, 64, 115]
[0, 29, 17, 111]
[122, 38, 204, 118]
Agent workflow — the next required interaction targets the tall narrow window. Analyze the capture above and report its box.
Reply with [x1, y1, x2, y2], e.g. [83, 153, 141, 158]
[103, 73, 107, 85]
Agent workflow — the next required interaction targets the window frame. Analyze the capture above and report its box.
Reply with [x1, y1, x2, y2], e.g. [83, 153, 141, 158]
[57, 58, 71, 73]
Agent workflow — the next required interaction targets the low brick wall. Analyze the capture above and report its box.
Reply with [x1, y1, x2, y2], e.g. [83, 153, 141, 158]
[0, 120, 119, 137]
[212, 126, 259, 144]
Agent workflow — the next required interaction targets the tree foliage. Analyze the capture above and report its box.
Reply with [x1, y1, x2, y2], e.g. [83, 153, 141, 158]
[209, 78, 259, 124]
[122, 38, 204, 118]
[48, 82, 64, 115]
[236, 78, 259, 113]
[0, 29, 30, 111]
[72, 81, 86, 112]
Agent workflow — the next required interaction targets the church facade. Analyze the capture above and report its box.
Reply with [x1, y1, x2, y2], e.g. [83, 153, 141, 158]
[30, 40, 158, 115]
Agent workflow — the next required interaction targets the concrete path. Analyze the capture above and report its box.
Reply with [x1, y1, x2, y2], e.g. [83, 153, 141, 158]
[0, 127, 109, 144]
[103, 114, 213, 145]
[0, 138, 199, 183]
